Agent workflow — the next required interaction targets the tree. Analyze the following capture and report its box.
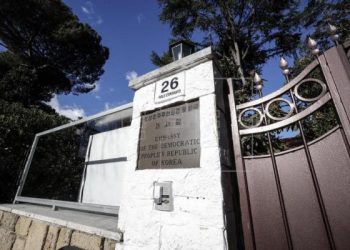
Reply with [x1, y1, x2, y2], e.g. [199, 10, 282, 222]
[0, 99, 70, 202]
[20, 124, 86, 201]
[0, 0, 109, 203]
[289, 0, 350, 143]
[154, 0, 349, 102]
[154, 0, 349, 153]
[153, 0, 304, 101]
[301, 0, 350, 49]
[0, 0, 109, 105]
[150, 50, 173, 67]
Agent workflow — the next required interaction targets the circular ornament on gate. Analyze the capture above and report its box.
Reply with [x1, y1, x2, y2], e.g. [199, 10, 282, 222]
[238, 107, 263, 129]
[265, 98, 294, 121]
[294, 78, 327, 102]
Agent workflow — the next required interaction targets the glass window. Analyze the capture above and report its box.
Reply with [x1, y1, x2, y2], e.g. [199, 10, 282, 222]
[21, 109, 132, 201]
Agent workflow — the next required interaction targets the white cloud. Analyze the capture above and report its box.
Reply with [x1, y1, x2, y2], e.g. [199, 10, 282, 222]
[85, 81, 100, 93]
[81, 1, 103, 25]
[81, 1, 94, 14]
[47, 95, 85, 120]
[92, 81, 101, 92]
[81, 6, 90, 14]
[137, 13, 143, 24]
[126, 70, 138, 81]
[104, 100, 129, 111]
[95, 95, 101, 100]
[96, 16, 103, 25]
[104, 102, 111, 110]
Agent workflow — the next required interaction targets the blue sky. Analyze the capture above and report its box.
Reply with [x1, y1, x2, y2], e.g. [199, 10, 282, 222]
[52, 0, 292, 119]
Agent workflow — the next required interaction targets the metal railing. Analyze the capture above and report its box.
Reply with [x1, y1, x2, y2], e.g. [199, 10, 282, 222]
[14, 102, 133, 216]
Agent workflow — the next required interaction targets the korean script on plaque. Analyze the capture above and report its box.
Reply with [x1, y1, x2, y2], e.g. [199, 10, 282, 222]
[137, 101, 200, 169]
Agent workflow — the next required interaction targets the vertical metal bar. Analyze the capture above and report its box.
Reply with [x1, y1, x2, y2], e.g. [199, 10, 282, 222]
[78, 164, 88, 203]
[227, 78, 255, 250]
[339, 128, 350, 157]
[288, 77, 336, 250]
[14, 148, 30, 193]
[320, 47, 350, 145]
[78, 135, 94, 202]
[258, 91, 293, 250]
[14, 135, 40, 201]
[320, 51, 350, 162]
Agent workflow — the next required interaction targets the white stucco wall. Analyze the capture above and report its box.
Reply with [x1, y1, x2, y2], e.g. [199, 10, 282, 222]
[82, 127, 131, 206]
[118, 53, 226, 249]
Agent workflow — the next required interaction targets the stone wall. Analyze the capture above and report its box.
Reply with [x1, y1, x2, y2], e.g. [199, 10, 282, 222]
[0, 210, 117, 250]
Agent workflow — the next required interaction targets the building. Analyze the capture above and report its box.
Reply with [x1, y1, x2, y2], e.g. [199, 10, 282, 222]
[0, 41, 350, 250]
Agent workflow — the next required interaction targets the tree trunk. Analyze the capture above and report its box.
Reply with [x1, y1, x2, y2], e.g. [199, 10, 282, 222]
[219, 1, 247, 86]
[230, 43, 247, 86]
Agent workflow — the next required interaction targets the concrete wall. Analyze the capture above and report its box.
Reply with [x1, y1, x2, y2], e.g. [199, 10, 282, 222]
[0, 210, 117, 250]
[118, 49, 226, 249]
[82, 127, 131, 206]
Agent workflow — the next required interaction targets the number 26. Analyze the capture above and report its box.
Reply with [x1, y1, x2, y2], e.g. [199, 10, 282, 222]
[161, 77, 179, 93]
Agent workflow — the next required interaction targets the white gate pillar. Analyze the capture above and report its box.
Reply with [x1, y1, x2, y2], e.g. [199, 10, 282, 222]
[117, 47, 227, 249]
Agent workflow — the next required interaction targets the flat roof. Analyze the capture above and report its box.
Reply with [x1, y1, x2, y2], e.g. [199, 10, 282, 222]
[37, 102, 133, 136]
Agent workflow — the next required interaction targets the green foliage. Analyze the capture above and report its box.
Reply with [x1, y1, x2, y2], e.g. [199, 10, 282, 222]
[0, 0, 109, 105]
[154, 0, 349, 103]
[0, 52, 66, 106]
[301, 0, 350, 48]
[154, 0, 347, 157]
[289, 1, 350, 70]
[292, 62, 340, 140]
[150, 50, 173, 67]
[0, 100, 70, 202]
[302, 102, 338, 141]
[0, 0, 109, 203]
[154, 0, 303, 93]
[21, 126, 86, 201]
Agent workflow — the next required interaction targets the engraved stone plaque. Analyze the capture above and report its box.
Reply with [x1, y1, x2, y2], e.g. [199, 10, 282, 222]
[137, 100, 200, 169]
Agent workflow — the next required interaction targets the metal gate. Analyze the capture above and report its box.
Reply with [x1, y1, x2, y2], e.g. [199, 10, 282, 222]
[227, 43, 350, 250]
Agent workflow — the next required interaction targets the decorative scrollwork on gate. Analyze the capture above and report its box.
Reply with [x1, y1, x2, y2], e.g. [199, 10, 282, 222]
[265, 98, 295, 121]
[236, 58, 330, 135]
[294, 78, 327, 102]
[238, 108, 264, 129]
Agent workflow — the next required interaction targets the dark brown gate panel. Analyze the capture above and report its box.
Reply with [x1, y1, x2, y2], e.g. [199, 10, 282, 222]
[244, 157, 288, 250]
[309, 128, 350, 249]
[275, 149, 329, 250]
[227, 43, 350, 250]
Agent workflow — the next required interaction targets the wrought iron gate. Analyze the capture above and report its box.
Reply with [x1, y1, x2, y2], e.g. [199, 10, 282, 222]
[227, 43, 350, 250]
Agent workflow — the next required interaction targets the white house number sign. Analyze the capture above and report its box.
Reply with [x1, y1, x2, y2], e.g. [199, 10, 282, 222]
[154, 72, 185, 103]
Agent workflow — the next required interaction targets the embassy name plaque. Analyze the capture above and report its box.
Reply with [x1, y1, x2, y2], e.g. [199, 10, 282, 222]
[137, 101, 200, 169]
